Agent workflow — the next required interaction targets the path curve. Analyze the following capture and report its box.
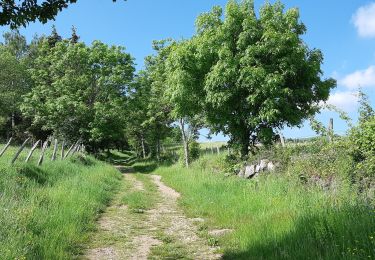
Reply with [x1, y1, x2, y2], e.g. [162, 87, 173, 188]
[85, 169, 221, 260]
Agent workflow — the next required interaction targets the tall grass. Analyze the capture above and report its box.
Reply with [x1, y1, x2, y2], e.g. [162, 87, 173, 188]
[154, 154, 375, 259]
[0, 146, 121, 259]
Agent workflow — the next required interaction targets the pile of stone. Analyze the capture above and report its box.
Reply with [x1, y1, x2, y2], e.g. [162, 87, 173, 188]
[238, 159, 278, 179]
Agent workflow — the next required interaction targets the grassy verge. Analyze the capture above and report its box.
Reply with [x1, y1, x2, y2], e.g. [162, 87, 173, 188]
[0, 146, 121, 259]
[154, 154, 375, 259]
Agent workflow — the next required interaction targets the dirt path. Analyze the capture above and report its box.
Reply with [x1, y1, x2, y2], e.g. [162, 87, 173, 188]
[84, 168, 221, 260]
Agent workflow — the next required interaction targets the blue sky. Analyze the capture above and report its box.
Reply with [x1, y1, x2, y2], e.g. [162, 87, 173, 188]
[1, 0, 375, 141]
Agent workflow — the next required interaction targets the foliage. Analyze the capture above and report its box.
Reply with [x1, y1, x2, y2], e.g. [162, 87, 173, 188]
[203, 1, 335, 156]
[350, 116, 375, 165]
[0, 30, 33, 140]
[21, 38, 135, 151]
[164, 0, 336, 158]
[189, 140, 201, 162]
[348, 92, 375, 197]
[349, 115, 375, 199]
[287, 140, 354, 187]
[155, 156, 374, 259]
[0, 48, 30, 118]
[0, 0, 124, 28]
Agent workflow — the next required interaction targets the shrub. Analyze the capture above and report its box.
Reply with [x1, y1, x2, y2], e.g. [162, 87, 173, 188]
[178, 140, 200, 166]
[189, 140, 200, 161]
[350, 116, 375, 166]
[349, 116, 375, 200]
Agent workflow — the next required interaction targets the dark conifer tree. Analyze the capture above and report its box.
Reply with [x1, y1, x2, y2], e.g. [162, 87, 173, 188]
[47, 25, 62, 47]
[70, 26, 80, 44]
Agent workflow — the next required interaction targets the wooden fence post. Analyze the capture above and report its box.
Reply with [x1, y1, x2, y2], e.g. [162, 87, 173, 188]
[217, 146, 220, 154]
[64, 144, 74, 159]
[0, 137, 12, 157]
[25, 140, 41, 163]
[81, 145, 85, 153]
[61, 140, 65, 159]
[11, 138, 30, 165]
[64, 141, 79, 159]
[38, 140, 49, 166]
[280, 133, 286, 147]
[328, 118, 334, 142]
[51, 139, 58, 161]
[71, 143, 80, 156]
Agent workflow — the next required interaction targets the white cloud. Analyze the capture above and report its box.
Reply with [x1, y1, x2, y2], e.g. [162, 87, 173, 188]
[326, 91, 359, 112]
[339, 65, 375, 89]
[353, 2, 375, 38]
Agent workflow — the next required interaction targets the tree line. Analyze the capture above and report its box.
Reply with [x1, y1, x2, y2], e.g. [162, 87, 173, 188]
[0, 0, 336, 166]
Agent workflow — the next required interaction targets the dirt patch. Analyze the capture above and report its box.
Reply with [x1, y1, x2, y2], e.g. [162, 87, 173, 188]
[130, 235, 162, 260]
[149, 175, 221, 259]
[151, 175, 180, 198]
[208, 229, 233, 236]
[126, 174, 144, 191]
[191, 217, 205, 223]
[85, 247, 119, 260]
[85, 173, 221, 260]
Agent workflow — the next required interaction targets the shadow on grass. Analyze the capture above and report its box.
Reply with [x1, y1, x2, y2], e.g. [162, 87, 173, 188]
[133, 162, 158, 174]
[98, 151, 137, 166]
[222, 205, 375, 260]
[19, 165, 48, 185]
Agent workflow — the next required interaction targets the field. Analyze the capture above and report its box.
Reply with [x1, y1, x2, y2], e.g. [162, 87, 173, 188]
[0, 1, 374, 258]
[0, 138, 374, 259]
[153, 153, 375, 259]
[0, 146, 122, 259]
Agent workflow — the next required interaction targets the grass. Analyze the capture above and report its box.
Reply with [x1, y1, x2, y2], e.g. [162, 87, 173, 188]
[199, 141, 227, 149]
[153, 153, 375, 259]
[121, 174, 159, 213]
[0, 145, 122, 259]
[150, 236, 191, 260]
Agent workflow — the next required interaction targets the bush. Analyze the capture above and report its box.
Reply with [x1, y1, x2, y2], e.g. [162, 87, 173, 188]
[189, 140, 200, 161]
[349, 116, 375, 200]
[178, 140, 200, 166]
[350, 116, 375, 166]
[288, 139, 354, 188]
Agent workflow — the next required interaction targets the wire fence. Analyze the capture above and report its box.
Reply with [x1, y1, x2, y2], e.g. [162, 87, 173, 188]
[0, 137, 84, 166]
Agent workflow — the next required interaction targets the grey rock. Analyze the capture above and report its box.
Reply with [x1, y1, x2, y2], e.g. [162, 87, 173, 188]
[267, 161, 275, 171]
[238, 169, 245, 178]
[259, 159, 270, 171]
[255, 165, 261, 173]
[244, 165, 256, 178]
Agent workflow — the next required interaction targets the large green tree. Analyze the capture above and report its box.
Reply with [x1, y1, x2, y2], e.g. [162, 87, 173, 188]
[199, 0, 335, 157]
[22, 39, 135, 151]
[164, 39, 207, 167]
[0, 47, 31, 138]
[0, 30, 32, 139]
[126, 41, 175, 160]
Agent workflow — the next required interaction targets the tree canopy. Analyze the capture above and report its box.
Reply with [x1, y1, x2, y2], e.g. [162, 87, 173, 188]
[0, 0, 337, 162]
[22, 37, 135, 151]
[165, 0, 336, 157]
[0, 0, 123, 28]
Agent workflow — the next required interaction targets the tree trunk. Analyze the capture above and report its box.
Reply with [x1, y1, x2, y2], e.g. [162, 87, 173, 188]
[240, 129, 250, 158]
[11, 112, 15, 134]
[179, 118, 189, 168]
[141, 134, 146, 159]
[156, 138, 160, 161]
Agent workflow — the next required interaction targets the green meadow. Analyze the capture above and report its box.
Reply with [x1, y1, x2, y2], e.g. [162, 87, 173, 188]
[0, 146, 121, 259]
